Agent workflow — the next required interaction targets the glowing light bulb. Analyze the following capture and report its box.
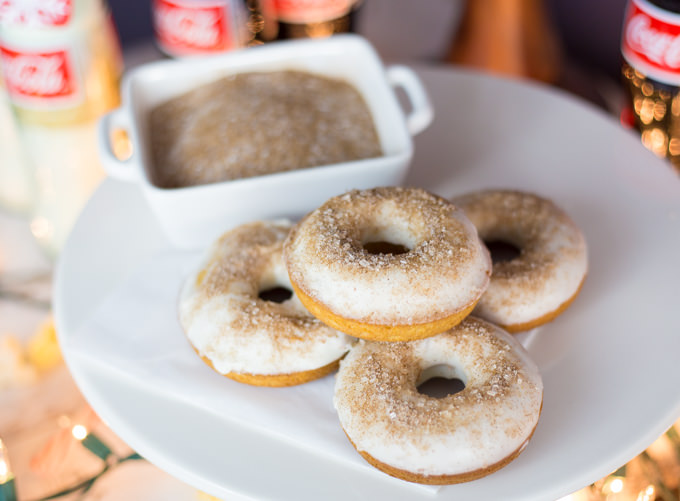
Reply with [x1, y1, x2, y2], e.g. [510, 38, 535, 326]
[71, 425, 113, 461]
[0, 458, 9, 484]
[0, 438, 15, 489]
[72, 424, 88, 441]
[637, 484, 655, 501]
[610, 477, 624, 493]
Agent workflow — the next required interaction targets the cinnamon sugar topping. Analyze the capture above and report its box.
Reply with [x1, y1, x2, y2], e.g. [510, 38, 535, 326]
[284, 187, 492, 325]
[337, 320, 534, 441]
[150, 70, 382, 188]
[179, 221, 354, 376]
[452, 190, 588, 330]
[198, 221, 289, 298]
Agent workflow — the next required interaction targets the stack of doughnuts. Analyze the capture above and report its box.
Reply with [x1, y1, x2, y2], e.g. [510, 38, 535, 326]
[179, 186, 588, 485]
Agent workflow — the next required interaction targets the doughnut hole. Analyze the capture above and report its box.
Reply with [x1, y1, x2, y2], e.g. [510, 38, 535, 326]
[360, 220, 417, 256]
[257, 269, 294, 304]
[485, 240, 521, 264]
[363, 241, 409, 255]
[416, 364, 466, 399]
[258, 286, 293, 303]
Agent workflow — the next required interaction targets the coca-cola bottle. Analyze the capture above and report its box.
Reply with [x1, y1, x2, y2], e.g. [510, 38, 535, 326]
[271, 0, 359, 39]
[0, 75, 33, 214]
[621, 0, 680, 170]
[151, 0, 277, 57]
[0, 0, 122, 256]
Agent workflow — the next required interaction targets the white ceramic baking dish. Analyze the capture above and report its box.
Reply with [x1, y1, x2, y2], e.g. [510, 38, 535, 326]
[98, 34, 433, 249]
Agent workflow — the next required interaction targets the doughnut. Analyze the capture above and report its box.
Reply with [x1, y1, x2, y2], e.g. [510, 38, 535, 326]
[283, 187, 492, 342]
[179, 221, 355, 387]
[333, 316, 543, 485]
[452, 190, 588, 332]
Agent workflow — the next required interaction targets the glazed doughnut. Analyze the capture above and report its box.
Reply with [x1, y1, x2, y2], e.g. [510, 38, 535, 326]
[452, 190, 587, 332]
[283, 187, 491, 342]
[179, 221, 354, 387]
[333, 316, 543, 485]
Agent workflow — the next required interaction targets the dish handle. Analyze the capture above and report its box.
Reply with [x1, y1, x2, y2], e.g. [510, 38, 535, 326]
[386, 65, 434, 136]
[97, 108, 139, 182]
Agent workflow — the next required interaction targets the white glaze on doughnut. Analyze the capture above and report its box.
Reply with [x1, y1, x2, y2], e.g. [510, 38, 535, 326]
[453, 190, 588, 330]
[283, 187, 491, 326]
[333, 317, 543, 478]
[179, 221, 354, 376]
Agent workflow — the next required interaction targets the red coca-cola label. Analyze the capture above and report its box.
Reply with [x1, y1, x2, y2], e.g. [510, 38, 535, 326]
[273, 0, 355, 23]
[622, 0, 680, 85]
[0, 45, 79, 106]
[152, 0, 234, 55]
[0, 0, 72, 27]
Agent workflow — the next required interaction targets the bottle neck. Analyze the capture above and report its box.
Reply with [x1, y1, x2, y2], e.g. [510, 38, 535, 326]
[273, 0, 359, 39]
[645, 0, 680, 14]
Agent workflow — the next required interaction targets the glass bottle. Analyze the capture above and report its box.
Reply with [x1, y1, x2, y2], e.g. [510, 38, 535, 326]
[151, 0, 278, 57]
[621, 0, 680, 171]
[272, 0, 360, 39]
[0, 0, 122, 256]
[0, 75, 33, 214]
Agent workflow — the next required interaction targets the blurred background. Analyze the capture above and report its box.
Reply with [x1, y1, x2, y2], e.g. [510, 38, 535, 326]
[111, 0, 630, 106]
[110, 0, 628, 79]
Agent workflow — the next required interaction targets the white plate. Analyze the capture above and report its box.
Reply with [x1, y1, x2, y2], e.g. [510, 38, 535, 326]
[54, 66, 680, 501]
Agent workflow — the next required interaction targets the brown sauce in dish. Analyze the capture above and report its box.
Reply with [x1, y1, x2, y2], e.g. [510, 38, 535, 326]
[149, 70, 382, 188]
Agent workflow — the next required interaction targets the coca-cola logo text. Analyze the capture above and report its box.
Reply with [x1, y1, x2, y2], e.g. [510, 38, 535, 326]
[0, 47, 76, 100]
[626, 13, 680, 68]
[0, 0, 72, 27]
[153, 0, 228, 52]
[622, 0, 680, 83]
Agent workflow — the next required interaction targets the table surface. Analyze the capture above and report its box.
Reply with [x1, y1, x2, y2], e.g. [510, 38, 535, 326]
[0, 207, 199, 499]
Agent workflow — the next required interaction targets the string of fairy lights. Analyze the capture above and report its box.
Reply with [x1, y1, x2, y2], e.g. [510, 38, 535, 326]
[0, 424, 143, 501]
[1, 418, 679, 499]
[558, 422, 680, 501]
